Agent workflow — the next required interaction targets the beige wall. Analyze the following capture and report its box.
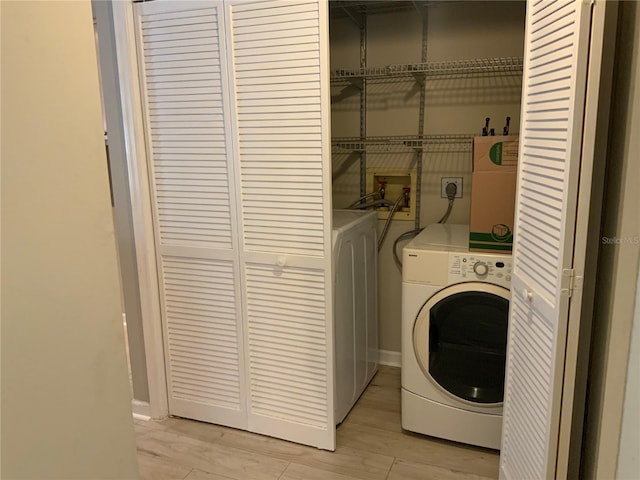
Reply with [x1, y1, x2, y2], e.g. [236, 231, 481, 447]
[583, 1, 640, 478]
[330, 1, 526, 352]
[1, 1, 139, 478]
[618, 266, 640, 478]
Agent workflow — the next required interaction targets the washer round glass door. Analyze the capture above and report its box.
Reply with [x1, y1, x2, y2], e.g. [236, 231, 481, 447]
[413, 282, 510, 405]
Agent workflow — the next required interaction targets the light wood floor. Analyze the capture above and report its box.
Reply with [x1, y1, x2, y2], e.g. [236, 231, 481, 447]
[135, 365, 500, 480]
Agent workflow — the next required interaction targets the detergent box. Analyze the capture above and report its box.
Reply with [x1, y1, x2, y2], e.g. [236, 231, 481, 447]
[469, 136, 519, 252]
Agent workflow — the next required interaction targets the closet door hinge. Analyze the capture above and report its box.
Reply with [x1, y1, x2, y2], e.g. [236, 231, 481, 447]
[561, 268, 583, 298]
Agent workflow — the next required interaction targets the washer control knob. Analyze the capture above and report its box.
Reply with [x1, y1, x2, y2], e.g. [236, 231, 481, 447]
[473, 262, 489, 276]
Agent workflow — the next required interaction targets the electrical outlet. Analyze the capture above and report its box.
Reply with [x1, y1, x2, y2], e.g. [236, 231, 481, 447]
[441, 177, 463, 198]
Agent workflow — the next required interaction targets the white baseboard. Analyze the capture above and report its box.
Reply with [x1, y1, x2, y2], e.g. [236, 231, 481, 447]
[132, 399, 151, 421]
[378, 349, 402, 368]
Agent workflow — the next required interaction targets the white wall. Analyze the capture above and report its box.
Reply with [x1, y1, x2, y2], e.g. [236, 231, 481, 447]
[330, 1, 526, 352]
[1, 1, 139, 478]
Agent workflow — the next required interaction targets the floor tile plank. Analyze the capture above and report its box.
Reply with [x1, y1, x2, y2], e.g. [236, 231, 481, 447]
[279, 462, 369, 480]
[184, 468, 241, 480]
[370, 365, 402, 388]
[137, 427, 289, 480]
[355, 380, 401, 413]
[387, 458, 497, 480]
[135, 365, 499, 480]
[157, 416, 393, 480]
[337, 422, 499, 478]
[137, 452, 192, 480]
[342, 402, 403, 433]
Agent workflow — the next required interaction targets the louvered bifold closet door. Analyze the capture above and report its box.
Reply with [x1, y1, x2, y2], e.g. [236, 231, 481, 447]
[225, 0, 335, 450]
[134, 1, 246, 429]
[499, 1, 595, 479]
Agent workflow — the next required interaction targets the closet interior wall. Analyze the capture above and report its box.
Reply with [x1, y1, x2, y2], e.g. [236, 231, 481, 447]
[329, 1, 526, 353]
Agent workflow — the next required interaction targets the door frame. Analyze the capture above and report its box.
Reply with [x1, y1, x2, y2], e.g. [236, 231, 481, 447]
[112, 0, 169, 419]
[555, 1, 619, 477]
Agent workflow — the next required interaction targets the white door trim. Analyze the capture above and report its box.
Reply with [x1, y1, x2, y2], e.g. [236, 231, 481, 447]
[556, 1, 619, 477]
[112, 0, 168, 419]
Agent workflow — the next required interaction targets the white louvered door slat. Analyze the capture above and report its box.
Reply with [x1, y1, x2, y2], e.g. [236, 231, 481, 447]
[134, 1, 246, 429]
[226, 0, 335, 450]
[500, 1, 598, 478]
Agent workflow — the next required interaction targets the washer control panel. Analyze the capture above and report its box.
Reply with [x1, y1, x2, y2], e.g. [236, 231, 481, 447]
[448, 254, 512, 289]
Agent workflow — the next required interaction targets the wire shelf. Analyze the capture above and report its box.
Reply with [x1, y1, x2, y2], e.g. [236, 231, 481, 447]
[330, 0, 416, 19]
[332, 134, 477, 153]
[331, 57, 524, 83]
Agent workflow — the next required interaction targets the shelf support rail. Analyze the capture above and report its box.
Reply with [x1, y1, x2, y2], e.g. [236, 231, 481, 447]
[359, 11, 367, 198]
[415, 3, 428, 232]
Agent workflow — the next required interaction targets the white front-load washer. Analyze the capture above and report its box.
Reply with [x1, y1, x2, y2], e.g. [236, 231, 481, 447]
[401, 223, 512, 450]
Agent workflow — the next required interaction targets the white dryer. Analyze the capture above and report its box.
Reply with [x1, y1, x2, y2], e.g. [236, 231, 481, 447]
[401, 223, 511, 449]
[333, 210, 378, 424]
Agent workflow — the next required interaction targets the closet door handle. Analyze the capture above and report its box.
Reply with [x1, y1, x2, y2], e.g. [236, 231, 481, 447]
[276, 257, 286, 267]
